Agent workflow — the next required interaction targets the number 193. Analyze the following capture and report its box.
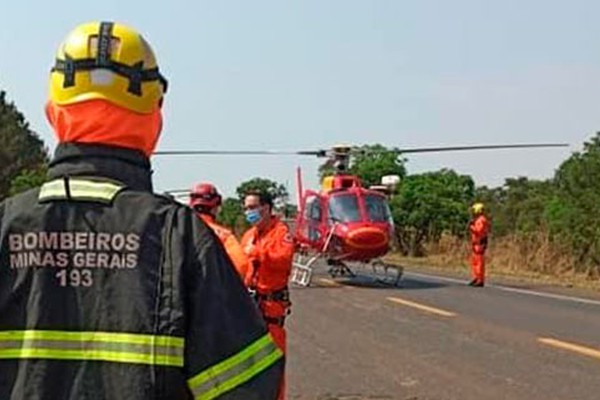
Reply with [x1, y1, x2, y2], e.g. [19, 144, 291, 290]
[56, 269, 93, 287]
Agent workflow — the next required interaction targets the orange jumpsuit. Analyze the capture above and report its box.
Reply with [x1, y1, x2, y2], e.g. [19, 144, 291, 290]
[198, 214, 249, 281]
[241, 217, 294, 400]
[470, 214, 490, 284]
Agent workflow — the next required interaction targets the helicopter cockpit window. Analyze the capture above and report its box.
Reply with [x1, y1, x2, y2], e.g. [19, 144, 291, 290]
[328, 194, 361, 223]
[304, 196, 321, 221]
[303, 198, 312, 219]
[310, 201, 322, 221]
[365, 194, 392, 223]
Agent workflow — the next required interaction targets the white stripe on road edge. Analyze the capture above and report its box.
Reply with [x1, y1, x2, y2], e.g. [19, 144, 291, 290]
[404, 271, 600, 307]
[491, 285, 600, 307]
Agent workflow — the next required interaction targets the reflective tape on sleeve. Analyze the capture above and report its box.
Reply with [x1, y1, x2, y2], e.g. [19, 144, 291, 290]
[0, 330, 184, 367]
[188, 334, 283, 400]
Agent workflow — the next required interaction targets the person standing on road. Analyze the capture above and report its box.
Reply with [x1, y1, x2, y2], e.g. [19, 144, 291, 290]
[469, 202, 490, 287]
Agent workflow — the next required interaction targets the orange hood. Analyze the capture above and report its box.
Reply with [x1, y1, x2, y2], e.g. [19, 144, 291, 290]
[45, 99, 162, 157]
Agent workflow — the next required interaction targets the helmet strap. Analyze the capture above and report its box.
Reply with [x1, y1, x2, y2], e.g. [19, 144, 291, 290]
[51, 21, 168, 96]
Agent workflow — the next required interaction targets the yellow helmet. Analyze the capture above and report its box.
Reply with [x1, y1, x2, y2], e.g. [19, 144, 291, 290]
[471, 202, 485, 214]
[49, 21, 168, 114]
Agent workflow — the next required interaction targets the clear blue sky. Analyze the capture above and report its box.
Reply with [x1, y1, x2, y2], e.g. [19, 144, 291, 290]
[2, 0, 598, 199]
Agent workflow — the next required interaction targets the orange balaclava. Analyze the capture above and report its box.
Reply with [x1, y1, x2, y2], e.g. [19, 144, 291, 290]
[45, 99, 162, 157]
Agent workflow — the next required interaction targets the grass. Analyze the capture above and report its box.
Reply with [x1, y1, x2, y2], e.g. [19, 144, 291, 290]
[384, 234, 600, 292]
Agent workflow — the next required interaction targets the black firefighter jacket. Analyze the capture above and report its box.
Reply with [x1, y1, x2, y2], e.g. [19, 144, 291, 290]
[0, 143, 283, 400]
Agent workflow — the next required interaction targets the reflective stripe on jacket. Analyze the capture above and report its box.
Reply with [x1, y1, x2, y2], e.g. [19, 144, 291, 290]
[0, 143, 283, 400]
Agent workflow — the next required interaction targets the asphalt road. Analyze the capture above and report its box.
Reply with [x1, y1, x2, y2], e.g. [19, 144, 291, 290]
[286, 265, 600, 400]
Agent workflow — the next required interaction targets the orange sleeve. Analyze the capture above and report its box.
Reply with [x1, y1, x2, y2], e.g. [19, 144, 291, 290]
[223, 234, 250, 282]
[260, 225, 295, 272]
[241, 230, 258, 259]
[241, 230, 259, 285]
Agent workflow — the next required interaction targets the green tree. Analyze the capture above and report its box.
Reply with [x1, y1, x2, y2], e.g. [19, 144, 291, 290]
[9, 167, 48, 196]
[390, 169, 474, 256]
[0, 91, 49, 200]
[476, 178, 555, 237]
[236, 177, 288, 204]
[217, 197, 246, 233]
[317, 163, 336, 181]
[546, 132, 600, 273]
[282, 203, 298, 219]
[471, 132, 600, 276]
[502, 178, 555, 234]
[350, 144, 406, 188]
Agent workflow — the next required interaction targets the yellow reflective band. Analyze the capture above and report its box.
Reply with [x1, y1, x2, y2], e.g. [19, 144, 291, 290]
[39, 178, 124, 202]
[0, 330, 184, 367]
[197, 349, 283, 400]
[0, 349, 182, 367]
[188, 334, 283, 400]
[0, 330, 184, 347]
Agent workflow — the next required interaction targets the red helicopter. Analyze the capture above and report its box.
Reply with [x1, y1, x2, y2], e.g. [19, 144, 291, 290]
[291, 145, 401, 286]
[156, 142, 568, 287]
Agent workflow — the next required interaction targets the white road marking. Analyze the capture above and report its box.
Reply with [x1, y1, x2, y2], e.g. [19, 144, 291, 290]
[404, 271, 600, 306]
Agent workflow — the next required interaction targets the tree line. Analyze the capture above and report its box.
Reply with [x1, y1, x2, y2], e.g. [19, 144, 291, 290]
[2, 89, 599, 277]
[0, 91, 48, 199]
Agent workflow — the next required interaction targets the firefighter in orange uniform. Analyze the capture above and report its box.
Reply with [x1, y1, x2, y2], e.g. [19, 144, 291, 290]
[241, 191, 294, 400]
[469, 202, 490, 287]
[189, 182, 249, 280]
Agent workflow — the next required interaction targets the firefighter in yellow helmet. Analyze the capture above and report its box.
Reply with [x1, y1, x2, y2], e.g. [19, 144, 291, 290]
[45, 21, 166, 152]
[468, 202, 490, 287]
[0, 21, 282, 399]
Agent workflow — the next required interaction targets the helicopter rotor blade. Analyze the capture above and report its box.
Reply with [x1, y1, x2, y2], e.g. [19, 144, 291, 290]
[154, 143, 568, 158]
[164, 189, 191, 195]
[392, 143, 569, 154]
[154, 149, 327, 157]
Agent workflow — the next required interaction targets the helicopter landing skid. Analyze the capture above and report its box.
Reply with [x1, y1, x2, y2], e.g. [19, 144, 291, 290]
[291, 252, 321, 287]
[327, 259, 356, 278]
[366, 258, 404, 287]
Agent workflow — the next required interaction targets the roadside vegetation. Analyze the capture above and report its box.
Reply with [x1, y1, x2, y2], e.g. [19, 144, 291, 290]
[2, 89, 598, 286]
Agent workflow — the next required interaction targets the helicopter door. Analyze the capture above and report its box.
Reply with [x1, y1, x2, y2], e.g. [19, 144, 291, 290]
[297, 193, 323, 246]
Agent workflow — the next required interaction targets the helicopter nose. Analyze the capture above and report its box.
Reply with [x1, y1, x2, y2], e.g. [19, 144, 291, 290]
[345, 227, 388, 250]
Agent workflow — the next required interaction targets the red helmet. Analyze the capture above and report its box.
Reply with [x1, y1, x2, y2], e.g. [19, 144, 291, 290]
[190, 183, 222, 209]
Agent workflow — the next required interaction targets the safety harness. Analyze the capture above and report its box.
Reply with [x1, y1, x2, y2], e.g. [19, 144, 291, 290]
[248, 241, 292, 327]
[252, 287, 291, 327]
[472, 236, 488, 254]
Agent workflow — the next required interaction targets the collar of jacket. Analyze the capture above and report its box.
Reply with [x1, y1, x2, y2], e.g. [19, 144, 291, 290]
[256, 215, 280, 237]
[198, 213, 216, 224]
[48, 143, 153, 192]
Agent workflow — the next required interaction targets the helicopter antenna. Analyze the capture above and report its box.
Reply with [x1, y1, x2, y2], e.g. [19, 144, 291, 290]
[296, 167, 304, 212]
